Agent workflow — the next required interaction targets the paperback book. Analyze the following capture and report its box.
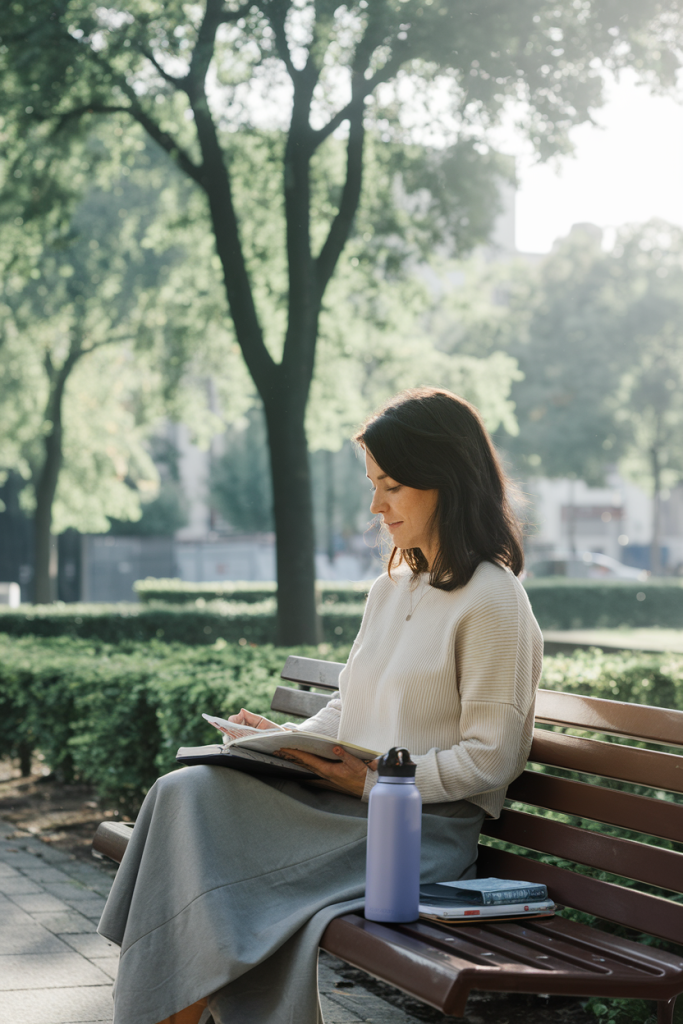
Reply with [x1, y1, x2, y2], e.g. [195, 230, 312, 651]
[176, 715, 380, 780]
[420, 877, 548, 906]
[418, 877, 554, 922]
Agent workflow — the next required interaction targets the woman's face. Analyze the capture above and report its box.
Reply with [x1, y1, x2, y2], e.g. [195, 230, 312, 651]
[365, 450, 440, 566]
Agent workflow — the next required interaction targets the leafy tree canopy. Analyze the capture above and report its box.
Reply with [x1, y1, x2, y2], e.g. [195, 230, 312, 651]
[3, 0, 682, 631]
[0, 136, 250, 538]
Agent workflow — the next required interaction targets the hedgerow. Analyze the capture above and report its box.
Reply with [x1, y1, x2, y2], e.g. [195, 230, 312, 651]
[0, 635, 351, 813]
[2, 580, 683, 647]
[0, 600, 365, 645]
[524, 578, 683, 630]
[133, 578, 372, 605]
[2, 633, 683, 813]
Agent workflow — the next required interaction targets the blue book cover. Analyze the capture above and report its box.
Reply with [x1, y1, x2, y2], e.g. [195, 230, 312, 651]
[420, 877, 548, 906]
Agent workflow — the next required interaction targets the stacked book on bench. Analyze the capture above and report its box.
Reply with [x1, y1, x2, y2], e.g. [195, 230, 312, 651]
[418, 877, 555, 923]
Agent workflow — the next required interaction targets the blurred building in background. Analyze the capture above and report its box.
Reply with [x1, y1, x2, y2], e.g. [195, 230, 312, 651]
[526, 474, 683, 576]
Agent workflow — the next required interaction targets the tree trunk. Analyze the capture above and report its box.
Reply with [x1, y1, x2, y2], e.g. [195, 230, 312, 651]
[33, 415, 63, 604]
[650, 446, 663, 575]
[264, 392, 319, 645]
[325, 449, 335, 567]
[33, 351, 79, 604]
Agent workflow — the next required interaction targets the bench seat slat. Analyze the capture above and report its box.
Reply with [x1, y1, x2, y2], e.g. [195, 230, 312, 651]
[400, 916, 665, 977]
[530, 729, 683, 794]
[320, 912, 683, 1016]
[535, 689, 683, 749]
[477, 845, 683, 946]
[507, 770, 683, 843]
[280, 656, 343, 690]
[482, 808, 683, 894]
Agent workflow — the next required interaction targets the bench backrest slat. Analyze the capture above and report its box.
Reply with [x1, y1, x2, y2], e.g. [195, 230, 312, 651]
[507, 770, 683, 844]
[530, 729, 683, 794]
[280, 656, 343, 690]
[535, 689, 683, 748]
[271, 686, 331, 719]
[482, 808, 683, 894]
[478, 845, 683, 946]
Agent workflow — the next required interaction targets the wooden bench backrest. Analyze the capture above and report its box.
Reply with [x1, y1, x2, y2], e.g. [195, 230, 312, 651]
[273, 656, 683, 945]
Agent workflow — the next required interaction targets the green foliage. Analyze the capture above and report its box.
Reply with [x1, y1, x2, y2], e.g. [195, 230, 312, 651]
[614, 223, 683, 497]
[540, 646, 683, 709]
[210, 407, 273, 533]
[134, 580, 279, 604]
[3, 579, 681, 642]
[0, 129, 253, 538]
[470, 222, 683, 502]
[0, 634, 351, 811]
[584, 998, 656, 1024]
[0, 599, 365, 645]
[525, 579, 683, 630]
[109, 479, 189, 536]
[501, 226, 631, 484]
[134, 578, 372, 604]
[141, 577, 683, 630]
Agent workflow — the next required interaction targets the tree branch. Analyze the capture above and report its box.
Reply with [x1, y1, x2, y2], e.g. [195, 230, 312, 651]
[219, 1, 254, 24]
[136, 44, 185, 87]
[311, 52, 403, 149]
[185, 0, 231, 98]
[55, 100, 204, 187]
[181, 1, 276, 392]
[262, 0, 299, 82]
[315, 104, 365, 296]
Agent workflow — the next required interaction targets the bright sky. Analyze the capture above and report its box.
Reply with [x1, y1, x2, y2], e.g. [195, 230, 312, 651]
[513, 71, 683, 254]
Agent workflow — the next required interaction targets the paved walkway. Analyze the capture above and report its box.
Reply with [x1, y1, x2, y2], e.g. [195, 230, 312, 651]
[0, 819, 420, 1024]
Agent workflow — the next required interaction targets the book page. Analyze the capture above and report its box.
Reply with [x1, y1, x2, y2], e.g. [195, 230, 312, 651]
[228, 730, 380, 762]
[202, 714, 282, 742]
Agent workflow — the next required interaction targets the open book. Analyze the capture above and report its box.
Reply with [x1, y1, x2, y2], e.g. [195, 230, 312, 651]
[176, 715, 380, 780]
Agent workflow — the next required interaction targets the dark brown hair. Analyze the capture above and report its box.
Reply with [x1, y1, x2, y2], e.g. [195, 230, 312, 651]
[354, 387, 524, 589]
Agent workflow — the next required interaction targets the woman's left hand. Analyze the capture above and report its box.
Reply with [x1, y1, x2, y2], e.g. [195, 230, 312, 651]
[273, 745, 379, 799]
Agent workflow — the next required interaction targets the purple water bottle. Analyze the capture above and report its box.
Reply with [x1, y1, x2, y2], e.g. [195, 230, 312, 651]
[365, 747, 422, 923]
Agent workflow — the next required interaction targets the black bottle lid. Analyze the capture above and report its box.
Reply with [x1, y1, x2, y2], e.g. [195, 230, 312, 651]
[377, 747, 416, 778]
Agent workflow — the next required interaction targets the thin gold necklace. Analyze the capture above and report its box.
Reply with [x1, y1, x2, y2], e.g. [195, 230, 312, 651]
[405, 576, 429, 621]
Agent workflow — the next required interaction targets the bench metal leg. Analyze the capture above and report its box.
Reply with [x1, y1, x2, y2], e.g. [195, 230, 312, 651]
[658, 996, 678, 1024]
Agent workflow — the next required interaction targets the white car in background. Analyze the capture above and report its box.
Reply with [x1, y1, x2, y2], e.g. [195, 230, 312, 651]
[525, 551, 649, 581]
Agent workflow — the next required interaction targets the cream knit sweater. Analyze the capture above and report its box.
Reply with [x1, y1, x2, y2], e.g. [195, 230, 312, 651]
[295, 561, 543, 818]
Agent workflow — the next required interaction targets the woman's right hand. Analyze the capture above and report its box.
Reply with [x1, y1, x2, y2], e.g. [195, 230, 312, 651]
[228, 708, 284, 731]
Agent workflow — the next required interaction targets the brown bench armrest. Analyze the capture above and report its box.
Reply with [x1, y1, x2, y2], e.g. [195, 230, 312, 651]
[92, 821, 134, 864]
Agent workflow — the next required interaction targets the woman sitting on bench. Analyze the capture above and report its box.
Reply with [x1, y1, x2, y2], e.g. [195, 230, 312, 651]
[98, 386, 543, 1024]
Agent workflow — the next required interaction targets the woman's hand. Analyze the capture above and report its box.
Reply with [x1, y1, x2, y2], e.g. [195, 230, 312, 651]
[273, 745, 379, 799]
[228, 708, 284, 731]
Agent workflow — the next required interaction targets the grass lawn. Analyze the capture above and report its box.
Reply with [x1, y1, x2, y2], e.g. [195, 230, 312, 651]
[543, 627, 683, 653]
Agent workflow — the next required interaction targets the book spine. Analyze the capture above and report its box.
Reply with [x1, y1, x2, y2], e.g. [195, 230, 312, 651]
[482, 887, 547, 905]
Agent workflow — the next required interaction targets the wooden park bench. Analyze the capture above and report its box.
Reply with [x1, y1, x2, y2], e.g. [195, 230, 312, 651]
[94, 655, 683, 1023]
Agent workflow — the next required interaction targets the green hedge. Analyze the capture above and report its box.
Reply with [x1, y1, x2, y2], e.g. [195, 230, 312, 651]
[0, 635, 352, 813]
[138, 576, 683, 630]
[133, 578, 373, 605]
[2, 632, 683, 814]
[525, 579, 683, 630]
[0, 600, 365, 645]
[537, 646, 683, 708]
[4, 580, 683, 645]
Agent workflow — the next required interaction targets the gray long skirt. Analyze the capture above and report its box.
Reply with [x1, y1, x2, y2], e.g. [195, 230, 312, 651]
[98, 765, 486, 1024]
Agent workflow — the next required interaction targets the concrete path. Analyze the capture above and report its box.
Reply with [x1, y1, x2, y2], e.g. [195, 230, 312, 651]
[0, 820, 419, 1024]
[0, 820, 115, 1024]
